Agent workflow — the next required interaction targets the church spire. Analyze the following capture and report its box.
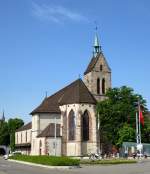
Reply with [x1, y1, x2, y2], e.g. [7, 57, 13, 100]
[93, 26, 101, 57]
[1, 110, 5, 122]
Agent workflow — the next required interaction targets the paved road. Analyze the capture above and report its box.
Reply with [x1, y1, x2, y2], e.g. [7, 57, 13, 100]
[1, 157, 150, 174]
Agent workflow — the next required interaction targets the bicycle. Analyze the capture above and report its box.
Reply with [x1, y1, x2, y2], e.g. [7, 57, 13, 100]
[89, 152, 102, 160]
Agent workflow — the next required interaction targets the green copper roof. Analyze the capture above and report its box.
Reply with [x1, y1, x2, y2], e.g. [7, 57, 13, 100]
[94, 33, 100, 47]
[93, 32, 101, 56]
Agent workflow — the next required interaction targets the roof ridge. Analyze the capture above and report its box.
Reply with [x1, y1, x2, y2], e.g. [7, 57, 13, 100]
[80, 80, 97, 103]
[31, 78, 96, 115]
[47, 79, 80, 100]
[57, 79, 80, 104]
[84, 53, 100, 75]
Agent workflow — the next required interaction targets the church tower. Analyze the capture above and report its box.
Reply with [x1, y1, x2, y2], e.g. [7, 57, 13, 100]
[83, 31, 111, 101]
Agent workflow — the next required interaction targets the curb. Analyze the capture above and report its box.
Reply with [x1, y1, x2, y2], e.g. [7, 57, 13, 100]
[8, 159, 80, 169]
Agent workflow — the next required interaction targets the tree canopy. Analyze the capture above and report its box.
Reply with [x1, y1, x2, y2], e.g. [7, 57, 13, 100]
[8, 118, 24, 151]
[0, 118, 24, 151]
[96, 86, 150, 151]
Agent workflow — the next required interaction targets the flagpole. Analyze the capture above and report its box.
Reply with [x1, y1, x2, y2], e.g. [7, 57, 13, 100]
[138, 100, 143, 158]
[136, 111, 139, 144]
[138, 101, 141, 144]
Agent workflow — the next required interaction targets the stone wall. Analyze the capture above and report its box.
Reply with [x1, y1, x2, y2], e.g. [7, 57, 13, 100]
[31, 113, 61, 155]
[15, 129, 31, 145]
[84, 53, 111, 102]
[60, 103, 98, 156]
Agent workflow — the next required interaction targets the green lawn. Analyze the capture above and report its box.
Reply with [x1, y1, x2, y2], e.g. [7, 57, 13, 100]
[9, 155, 80, 166]
[9, 155, 137, 166]
[80, 159, 137, 165]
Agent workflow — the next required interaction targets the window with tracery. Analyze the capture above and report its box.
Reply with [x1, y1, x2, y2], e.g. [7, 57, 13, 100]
[81, 110, 89, 141]
[68, 110, 75, 140]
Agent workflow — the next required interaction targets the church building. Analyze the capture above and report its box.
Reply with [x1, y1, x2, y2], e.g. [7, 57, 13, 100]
[15, 32, 111, 156]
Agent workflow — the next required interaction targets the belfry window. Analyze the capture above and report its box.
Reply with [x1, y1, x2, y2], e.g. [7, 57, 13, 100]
[102, 78, 105, 94]
[97, 78, 100, 94]
[68, 110, 75, 140]
[100, 64, 103, 71]
[81, 110, 89, 141]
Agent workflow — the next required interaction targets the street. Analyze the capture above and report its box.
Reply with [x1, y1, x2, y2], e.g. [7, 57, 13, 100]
[1, 157, 150, 174]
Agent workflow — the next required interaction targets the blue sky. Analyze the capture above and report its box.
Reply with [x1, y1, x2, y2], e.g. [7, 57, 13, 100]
[0, 0, 150, 123]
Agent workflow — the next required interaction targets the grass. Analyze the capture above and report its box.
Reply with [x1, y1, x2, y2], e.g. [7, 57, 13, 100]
[9, 155, 80, 166]
[80, 159, 137, 165]
[9, 155, 137, 166]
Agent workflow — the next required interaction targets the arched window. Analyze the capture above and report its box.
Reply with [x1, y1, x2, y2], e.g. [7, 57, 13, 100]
[100, 64, 103, 71]
[68, 110, 75, 140]
[97, 78, 100, 94]
[102, 78, 105, 94]
[81, 111, 89, 141]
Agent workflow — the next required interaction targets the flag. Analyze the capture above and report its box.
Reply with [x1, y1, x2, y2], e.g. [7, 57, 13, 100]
[140, 111, 144, 126]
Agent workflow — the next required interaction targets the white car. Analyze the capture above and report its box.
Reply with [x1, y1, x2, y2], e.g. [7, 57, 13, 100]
[3, 154, 8, 160]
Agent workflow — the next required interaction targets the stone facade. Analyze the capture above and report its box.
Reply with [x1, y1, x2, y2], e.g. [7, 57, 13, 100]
[84, 53, 111, 101]
[60, 103, 97, 156]
[31, 113, 61, 155]
[15, 128, 31, 155]
[15, 32, 111, 156]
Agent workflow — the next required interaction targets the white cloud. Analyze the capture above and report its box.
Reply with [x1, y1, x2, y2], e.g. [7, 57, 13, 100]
[31, 2, 88, 24]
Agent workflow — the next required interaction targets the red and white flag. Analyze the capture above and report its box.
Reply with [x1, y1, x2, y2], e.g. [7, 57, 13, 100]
[140, 111, 144, 126]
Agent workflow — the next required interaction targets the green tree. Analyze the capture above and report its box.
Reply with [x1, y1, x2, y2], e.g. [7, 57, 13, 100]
[0, 121, 9, 145]
[96, 86, 149, 151]
[8, 118, 24, 151]
[117, 123, 135, 146]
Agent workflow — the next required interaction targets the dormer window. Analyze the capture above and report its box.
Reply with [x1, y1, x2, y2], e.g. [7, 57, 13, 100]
[100, 65, 103, 71]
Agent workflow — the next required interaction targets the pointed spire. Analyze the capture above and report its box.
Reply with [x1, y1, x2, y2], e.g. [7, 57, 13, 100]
[2, 110, 5, 122]
[93, 24, 101, 57]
